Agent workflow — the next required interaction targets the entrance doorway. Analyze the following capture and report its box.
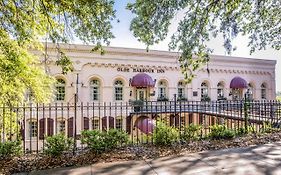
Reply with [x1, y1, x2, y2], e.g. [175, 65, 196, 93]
[136, 89, 147, 101]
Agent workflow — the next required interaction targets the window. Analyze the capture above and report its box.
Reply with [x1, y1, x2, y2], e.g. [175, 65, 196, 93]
[114, 80, 123, 101]
[57, 120, 65, 134]
[92, 118, 100, 130]
[90, 79, 100, 101]
[247, 83, 254, 100]
[261, 83, 266, 99]
[116, 118, 122, 130]
[201, 82, 209, 98]
[55, 79, 66, 101]
[158, 81, 167, 99]
[177, 81, 185, 99]
[29, 121, 38, 137]
[26, 89, 34, 102]
[217, 82, 224, 99]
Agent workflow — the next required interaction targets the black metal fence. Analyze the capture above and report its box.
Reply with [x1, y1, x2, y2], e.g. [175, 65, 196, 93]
[0, 100, 281, 154]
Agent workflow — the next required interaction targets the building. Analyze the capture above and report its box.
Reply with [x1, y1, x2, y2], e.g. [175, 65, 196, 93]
[40, 43, 276, 102]
[19, 43, 276, 151]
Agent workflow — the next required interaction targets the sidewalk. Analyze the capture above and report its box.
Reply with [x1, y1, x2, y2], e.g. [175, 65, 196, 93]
[26, 142, 281, 175]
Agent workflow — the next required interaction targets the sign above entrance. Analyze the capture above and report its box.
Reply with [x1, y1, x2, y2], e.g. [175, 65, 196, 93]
[117, 67, 165, 73]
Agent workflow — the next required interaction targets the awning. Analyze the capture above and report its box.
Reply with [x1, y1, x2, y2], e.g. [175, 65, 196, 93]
[131, 73, 155, 87]
[230, 76, 248, 89]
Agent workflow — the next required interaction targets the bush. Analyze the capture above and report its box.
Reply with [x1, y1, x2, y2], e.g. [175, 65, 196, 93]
[81, 129, 128, 153]
[44, 134, 73, 156]
[153, 121, 179, 146]
[209, 125, 235, 140]
[181, 124, 202, 141]
[0, 141, 21, 160]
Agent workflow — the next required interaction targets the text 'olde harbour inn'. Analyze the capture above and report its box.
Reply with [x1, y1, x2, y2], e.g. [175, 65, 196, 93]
[20, 43, 276, 151]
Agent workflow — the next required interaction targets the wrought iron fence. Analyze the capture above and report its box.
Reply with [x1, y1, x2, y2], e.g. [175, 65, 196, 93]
[0, 100, 280, 154]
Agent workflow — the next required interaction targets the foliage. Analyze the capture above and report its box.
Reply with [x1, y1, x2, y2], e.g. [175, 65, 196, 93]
[236, 126, 255, 136]
[177, 96, 188, 101]
[181, 124, 202, 141]
[209, 125, 235, 140]
[0, 0, 116, 135]
[130, 100, 144, 112]
[153, 121, 179, 146]
[81, 129, 128, 153]
[0, 140, 22, 160]
[157, 96, 169, 101]
[201, 95, 211, 102]
[261, 122, 279, 133]
[44, 134, 73, 156]
[128, 0, 281, 82]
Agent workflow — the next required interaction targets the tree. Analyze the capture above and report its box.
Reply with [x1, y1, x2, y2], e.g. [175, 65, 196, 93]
[0, 0, 116, 105]
[0, 0, 116, 141]
[127, 0, 281, 82]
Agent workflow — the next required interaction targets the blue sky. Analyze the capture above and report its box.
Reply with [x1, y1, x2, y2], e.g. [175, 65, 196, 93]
[83, 1, 281, 92]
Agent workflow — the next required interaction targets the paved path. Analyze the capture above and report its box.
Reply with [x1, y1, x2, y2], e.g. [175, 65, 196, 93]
[27, 142, 281, 175]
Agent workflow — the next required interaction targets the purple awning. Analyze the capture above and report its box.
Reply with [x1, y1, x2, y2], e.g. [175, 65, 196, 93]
[230, 76, 248, 89]
[131, 73, 155, 87]
[136, 117, 155, 135]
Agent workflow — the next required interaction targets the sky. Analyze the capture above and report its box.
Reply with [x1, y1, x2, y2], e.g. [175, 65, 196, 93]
[82, 1, 281, 92]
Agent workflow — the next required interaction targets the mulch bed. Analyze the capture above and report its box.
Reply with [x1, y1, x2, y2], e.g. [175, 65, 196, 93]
[1, 131, 281, 175]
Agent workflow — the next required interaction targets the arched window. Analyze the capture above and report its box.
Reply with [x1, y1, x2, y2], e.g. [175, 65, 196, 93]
[92, 117, 100, 130]
[55, 79, 66, 101]
[90, 79, 100, 101]
[158, 80, 168, 99]
[177, 81, 186, 99]
[201, 82, 209, 98]
[261, 83, 267, 99]
[29, 120, 38, 138]
[217, 82, 225, 100]
[114, 80, 124, 101]
[247, 83, 254, 100]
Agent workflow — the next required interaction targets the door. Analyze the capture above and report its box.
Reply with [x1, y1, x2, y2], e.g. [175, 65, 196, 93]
[137, 89, 147, 101]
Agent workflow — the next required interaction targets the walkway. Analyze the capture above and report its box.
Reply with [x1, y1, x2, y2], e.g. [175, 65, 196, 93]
[27, 142, 281, 175]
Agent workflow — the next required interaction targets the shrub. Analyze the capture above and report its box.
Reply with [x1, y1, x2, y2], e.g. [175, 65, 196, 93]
[153, 121, 179, 146]
[236, 125, 256, 136]
[81, 129, 128, 153]
[104, 129, 129, 149]
[0, 140, 21, 160]
[44, 134, 73, 156]
[209, 125, 235, 139]
[181, 124, 202, 141]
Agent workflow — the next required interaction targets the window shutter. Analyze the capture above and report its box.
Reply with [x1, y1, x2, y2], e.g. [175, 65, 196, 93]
[170, 115, 175, 127]
[126, 116, 131, 134]
[188, 113, 193, 124]
[39, 119, 45, 140]
[68, 117, 74, 137]
[102, 117, 107, 131]
[109, 117, 114, 129]
[47, 118, 54, 136]
[83, 117, 89, 130]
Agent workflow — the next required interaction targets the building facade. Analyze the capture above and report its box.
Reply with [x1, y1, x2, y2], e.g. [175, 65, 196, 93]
[19, 43, 277, 151]
[40, 43, 276, 103]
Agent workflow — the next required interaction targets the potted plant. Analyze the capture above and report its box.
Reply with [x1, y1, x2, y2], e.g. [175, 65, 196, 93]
[130, 100, 144, 112]
[157, 96, 169, 101]
[201, 95, 211, 102]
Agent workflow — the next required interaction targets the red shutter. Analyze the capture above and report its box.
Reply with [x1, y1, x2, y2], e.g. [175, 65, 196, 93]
[170, 115, 175, 127]
[68, 117, 74, 137]
[102, 117, 107, 131]
[47, 118, 54, 136]
[189, 113, 193, 124]
[109, 117, 114, 129]
[83, 117, 89, 130]
[126, 116, 131, 134]
[39, 119, 45, 140]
